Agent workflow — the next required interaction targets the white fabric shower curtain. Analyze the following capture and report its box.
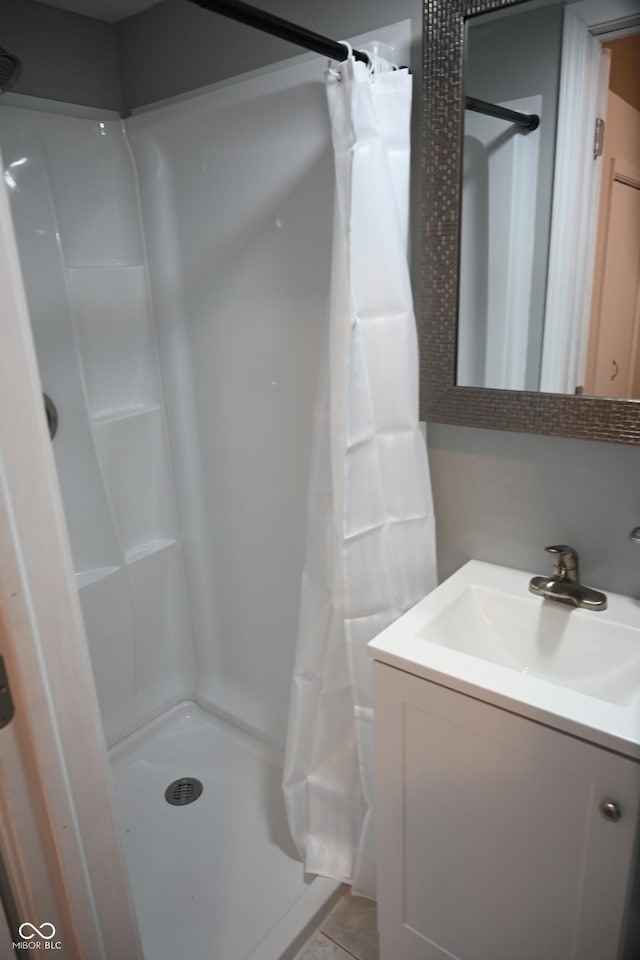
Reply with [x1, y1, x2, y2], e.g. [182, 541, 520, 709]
[283, 54, 437, 899]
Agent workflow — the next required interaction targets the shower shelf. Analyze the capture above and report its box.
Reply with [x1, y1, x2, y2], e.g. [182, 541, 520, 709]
[76, 565, 120, 590]
[67, 264, 146, 272]
[125, 538, 176, 565]
[93, 402, 161, 426]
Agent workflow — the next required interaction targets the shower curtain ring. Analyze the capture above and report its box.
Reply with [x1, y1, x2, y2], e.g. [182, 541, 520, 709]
[327, 41, 353, 80]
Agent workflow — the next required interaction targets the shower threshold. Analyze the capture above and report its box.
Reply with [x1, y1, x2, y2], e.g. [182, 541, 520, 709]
[109, 702, 342, 960]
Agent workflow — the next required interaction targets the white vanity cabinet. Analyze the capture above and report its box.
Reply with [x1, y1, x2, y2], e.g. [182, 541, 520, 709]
[373, 662, 640, 960]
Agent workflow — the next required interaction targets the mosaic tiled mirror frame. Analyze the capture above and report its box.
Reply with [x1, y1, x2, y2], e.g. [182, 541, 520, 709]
[419, 0, 640, 445]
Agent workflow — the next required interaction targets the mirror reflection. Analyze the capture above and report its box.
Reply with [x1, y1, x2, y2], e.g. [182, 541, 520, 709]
[457, 0, 640, 400]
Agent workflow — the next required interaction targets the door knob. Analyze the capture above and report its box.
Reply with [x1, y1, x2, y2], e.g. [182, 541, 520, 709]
[599, 801, 621, 822]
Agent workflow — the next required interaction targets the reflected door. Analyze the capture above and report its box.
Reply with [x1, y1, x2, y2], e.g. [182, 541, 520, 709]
[589, 174, 640, 397]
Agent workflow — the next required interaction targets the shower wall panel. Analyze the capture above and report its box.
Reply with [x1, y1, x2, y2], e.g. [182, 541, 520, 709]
[128, 61, 334, 748]
[0, 100, 196, 745]
[128, 22, 412, 748]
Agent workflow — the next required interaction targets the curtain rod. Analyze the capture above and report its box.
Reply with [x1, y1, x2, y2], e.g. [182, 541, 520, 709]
[465, 96, 540, 131]
[184, 0, 540, 131]
[185, 0, 371, 64]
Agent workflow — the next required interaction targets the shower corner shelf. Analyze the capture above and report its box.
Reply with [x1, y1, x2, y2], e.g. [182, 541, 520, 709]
[92, 402, 161, 426]
[76, 565, 120, 590]
[125, 538, 176, 566]
[66, 261, 146, 273]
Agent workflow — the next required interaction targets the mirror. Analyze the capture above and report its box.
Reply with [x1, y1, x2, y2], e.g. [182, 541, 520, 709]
[420, 0, 640, 444]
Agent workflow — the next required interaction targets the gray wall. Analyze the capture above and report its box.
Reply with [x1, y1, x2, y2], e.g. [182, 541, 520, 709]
[0, 0, 123, 112]
[429, 424, 640, 599]
[465, 5, 564, 389]
[117, 0, 423, 110]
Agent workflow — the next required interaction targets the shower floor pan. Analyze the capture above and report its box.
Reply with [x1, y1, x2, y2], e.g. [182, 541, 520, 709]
[110, 702, 342, 960]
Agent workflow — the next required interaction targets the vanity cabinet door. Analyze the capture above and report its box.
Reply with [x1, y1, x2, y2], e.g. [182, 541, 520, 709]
[373, 662, 640, 960]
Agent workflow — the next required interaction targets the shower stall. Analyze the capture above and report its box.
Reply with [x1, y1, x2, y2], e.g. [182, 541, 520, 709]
[0, 15, 411, 960]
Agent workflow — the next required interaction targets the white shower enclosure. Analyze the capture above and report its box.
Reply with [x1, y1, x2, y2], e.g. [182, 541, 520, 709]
[0, 20, 411, 960]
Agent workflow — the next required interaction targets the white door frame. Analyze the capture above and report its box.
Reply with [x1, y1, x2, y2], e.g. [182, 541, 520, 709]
[0, 158, 142, 958]
[539, 9, 608, 393]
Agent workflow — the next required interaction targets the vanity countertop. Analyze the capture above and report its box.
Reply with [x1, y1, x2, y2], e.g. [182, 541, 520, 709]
[368, 560, 640, 760]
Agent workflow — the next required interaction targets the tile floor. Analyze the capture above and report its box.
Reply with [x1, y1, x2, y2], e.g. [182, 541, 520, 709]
[295, 892, 379, 960]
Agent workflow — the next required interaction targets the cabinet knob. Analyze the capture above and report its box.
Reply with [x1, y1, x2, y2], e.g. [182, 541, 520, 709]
[599, 801, 621, 822]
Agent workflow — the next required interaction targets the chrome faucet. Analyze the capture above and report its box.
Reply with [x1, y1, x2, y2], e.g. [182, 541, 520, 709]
[529, 545, 607, 611]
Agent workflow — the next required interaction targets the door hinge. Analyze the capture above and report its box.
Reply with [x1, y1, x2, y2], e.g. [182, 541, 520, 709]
[594, 117, 605, 159]
[0, 657, 15, 729]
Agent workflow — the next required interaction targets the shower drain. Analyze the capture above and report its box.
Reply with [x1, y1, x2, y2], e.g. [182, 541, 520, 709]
[164, 777, 204, 806]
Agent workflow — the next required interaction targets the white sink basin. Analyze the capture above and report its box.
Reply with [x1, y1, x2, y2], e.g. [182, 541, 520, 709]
[368, 560, 640, 758]
[426, 584, 640, 705]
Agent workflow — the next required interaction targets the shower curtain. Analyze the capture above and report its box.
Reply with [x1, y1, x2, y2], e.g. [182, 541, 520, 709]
[283, 52, 437, 899]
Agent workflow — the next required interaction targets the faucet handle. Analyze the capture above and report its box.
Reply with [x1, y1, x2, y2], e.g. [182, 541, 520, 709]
[545, 545, 579, 584]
